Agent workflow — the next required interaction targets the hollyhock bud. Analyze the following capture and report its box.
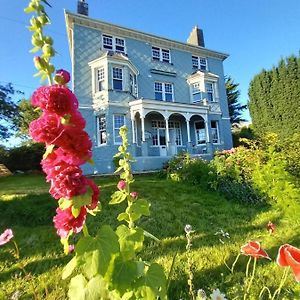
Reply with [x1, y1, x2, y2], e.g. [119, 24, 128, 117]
[0, 229, 13, 246]
[277, 244, 300, 282]
[53, 206, 87, 238]
[117, 180, 126, 190]
[31, 85, 78, 116]
[267, 221, 275, 234]
[68, 244, 75, 254]
[240, 241, 270, 259]
[130, 191, 138, 199]
[54, 69, 71, 85]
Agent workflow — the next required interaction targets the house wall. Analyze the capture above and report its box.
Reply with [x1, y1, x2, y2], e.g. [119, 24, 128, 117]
[72, 21, 232, 174]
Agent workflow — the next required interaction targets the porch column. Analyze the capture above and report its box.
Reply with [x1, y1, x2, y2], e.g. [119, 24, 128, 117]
[205, 119, 213, 154]
[186, 119, 191, 143]
[141, 115, 145, 142]
[131, 118, 136, 144]
[165, 117, 169, 144]
[141, 114, 148, 156]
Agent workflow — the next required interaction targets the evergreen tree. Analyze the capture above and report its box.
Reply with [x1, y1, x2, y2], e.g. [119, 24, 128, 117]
[225, 76, 247, 125]
[248, 53, 300, 138]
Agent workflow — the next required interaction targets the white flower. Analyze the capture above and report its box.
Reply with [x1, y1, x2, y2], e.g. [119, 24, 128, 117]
[197, 288, 207, 299]
[184, 224, 193, 234]
[210, 288, 227, 300]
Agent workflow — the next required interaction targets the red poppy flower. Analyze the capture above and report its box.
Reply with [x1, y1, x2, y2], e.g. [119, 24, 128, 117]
[277, 244, 300, 282]
[241, 241, 270, 259]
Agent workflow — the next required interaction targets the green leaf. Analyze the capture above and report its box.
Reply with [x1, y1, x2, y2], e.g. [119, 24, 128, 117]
[30, 46, 40, 53]
[43, 144, 55, 159]
[117, 212, 130, 222]
[58, 198, 72, 210]
[134, 263, 167, 300]
[71, 206, 81, 218]
[109, 191, 127, 205]
[111, 256, 139, 294]
[76, 225, 119, 279]
[62, 256, 77, 280]
[68, 274, 87, 300]
[127, 199, 150, 222]
[116, 225, 144, 260]
[72, 188, 93, 209]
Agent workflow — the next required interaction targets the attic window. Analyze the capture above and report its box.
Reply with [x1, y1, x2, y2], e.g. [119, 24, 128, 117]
[192, 56, 207, 71]
[102, 34, 125, 53]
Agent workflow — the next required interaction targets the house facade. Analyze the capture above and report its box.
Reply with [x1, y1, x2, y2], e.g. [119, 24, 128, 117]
[65, 10, 232, 174]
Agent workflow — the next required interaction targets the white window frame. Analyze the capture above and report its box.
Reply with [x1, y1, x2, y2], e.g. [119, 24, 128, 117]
[194, 120, 206, 145]
[95, 67, 105, 92]
[129, 73, 138, 97]
[192, 56, 207, 71]
[152, 46, 171, 63]
[211, 120, 220, 144]
[113, 114, 125, 145]
[205, 81, 214, 102]
[191, 82, 203, 103]
[112, 67, 123, 91]
[96, 115, 107, 146]
[102, 34, 126, 53]
[154, 81, 174, 102]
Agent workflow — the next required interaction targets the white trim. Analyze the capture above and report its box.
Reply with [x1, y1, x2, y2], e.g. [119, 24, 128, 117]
[113, 114, 126, 145]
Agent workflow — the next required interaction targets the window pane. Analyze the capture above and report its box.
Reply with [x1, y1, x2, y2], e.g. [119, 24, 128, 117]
[155, 92, 163, 101]
[162, 49, 170, 62]
[97, 115, 106, 145]
[192, 56, 198, 68]
[195, 121, 205, 129]
[154, 82, 162, 91]
[159, 129, 166, 146]
[114, 115, 125, 144]
[199, 57, 207, 70]
[164, 83, 172, 93]
[152, 47, 160, 60]
[113, 79, 122, 90]
[113, 68, 123, 79]
[165, 93, 173, 102]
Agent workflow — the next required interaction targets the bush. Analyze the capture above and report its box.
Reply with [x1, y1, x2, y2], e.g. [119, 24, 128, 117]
[4, 143, 44, 172]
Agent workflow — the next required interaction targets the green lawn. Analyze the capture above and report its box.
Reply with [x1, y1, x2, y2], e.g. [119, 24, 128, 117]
[0, 174, 300, 299]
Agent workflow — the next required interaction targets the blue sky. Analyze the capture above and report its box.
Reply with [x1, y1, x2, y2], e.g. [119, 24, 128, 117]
[1, 0, 300, 145]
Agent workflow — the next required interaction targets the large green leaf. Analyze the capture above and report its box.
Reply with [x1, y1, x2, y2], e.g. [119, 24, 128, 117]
[68, 274, 87, 300]
[76, 225, 120, 279]
[127, 199, 150, 222]
[134, 263, 167, 300]
[110, 191, 127, 205]
[111, 256, 140, 295]
[116, 225, 144, 260]
[62, 256, 77, 280]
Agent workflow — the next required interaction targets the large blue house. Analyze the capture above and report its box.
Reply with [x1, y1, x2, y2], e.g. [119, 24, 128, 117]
[65, 5, 232, 174]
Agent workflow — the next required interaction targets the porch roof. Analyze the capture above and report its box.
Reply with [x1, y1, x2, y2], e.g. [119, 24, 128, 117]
[129, 98, 210, 120]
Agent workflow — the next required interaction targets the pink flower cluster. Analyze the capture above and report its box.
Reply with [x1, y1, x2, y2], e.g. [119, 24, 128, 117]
[29, 69, 99, 239]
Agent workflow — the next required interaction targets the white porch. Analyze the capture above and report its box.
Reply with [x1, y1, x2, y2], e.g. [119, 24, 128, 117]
[129, 99, 219, 158]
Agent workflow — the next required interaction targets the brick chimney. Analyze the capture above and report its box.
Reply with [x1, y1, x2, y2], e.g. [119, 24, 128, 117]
[77, 0, 88, 16]
[187, 25, 205, 47]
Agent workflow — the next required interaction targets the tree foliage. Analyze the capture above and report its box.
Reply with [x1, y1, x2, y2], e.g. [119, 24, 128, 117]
[248, 54, 300, 137]
[0, 83, 23, 140]
[17, 98, 41, 137]
[225, 76, 247, 125]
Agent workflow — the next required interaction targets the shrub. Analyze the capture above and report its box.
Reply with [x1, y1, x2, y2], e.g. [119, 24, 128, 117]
[5, 143, 44, 172]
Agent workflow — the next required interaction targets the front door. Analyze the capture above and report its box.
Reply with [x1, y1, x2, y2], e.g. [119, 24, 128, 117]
[158, 128, 167, 156]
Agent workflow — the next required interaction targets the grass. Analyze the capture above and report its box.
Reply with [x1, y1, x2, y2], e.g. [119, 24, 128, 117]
[0, 173, 300, 299]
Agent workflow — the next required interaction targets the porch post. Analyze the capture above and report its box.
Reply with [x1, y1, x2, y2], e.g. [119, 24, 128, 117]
[185, 117, 192, 153]
[205, 118, 213, 154]
[165, 117, 169, 144]
[141, 113, 148, 156]
[131, 118, 136, 144]
[141, 115, 145, 142]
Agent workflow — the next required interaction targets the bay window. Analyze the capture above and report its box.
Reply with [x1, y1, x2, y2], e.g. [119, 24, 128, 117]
[114, 115, 125, 144]
[112, 67, 123, 90]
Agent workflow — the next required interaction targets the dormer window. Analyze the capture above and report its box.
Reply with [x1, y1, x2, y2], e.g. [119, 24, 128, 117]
[102, 34, 126, 53]
[152, 47, 171, 63]
[192, 56, 207, 71]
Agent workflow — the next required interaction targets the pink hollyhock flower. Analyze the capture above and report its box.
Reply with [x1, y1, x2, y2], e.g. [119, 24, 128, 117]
[54, 69, 71, 85]
[53, 206, 87, 238]
[241, 241, 270, 259]
[49, 164, 87, 199]
[267, 221, 275, 234]
[86, 179, 100, 210]
[277, 244, 300, 282]
[29, 113, 64, 145]
[56, 128, 92, 162]
[130, 191, 138, 199]
[117, 180, 126, 190]
[67, 111, 86, 129]
[31, 85, 78, 116]
[0, 229, 13, 246]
